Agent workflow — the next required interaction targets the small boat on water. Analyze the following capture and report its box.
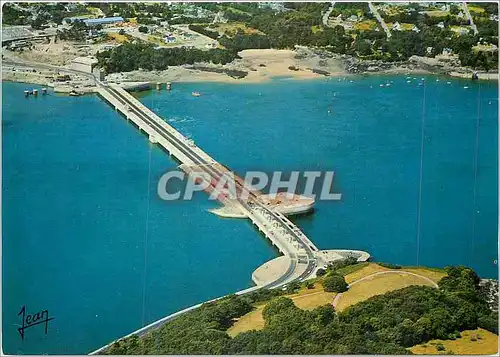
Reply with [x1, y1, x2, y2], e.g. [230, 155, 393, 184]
[69, 90, 82, 97]
[191, 91, 201, 97]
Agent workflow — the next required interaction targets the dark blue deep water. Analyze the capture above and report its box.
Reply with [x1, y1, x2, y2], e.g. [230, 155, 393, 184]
[2, 75, 498, 354]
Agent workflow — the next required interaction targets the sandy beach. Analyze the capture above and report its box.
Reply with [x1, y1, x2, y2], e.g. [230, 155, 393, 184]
[106, 48, 349, 84]
[3, 48, 497, 87]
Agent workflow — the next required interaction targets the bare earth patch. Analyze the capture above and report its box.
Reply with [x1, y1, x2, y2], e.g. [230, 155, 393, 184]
[227, 284, 336, 337]
[215, 22, 264, 36]
[409, 328, 498, 355]
[335, 272, 437, 312]
[344, 263, 446, 284]
[227, 304, 266, 337]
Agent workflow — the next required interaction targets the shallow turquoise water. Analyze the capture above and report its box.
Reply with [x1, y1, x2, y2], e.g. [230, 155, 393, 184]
[2, 76, 498, 354]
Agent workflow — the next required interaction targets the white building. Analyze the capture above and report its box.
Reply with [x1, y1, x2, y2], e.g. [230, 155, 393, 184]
[392, 21, 402, 31]
[412, 25, 420, 33]
[71, 56, 98, 73]
[437, 22, 445, 29]
[212, 11, 227, 24]
[257, 2, 286, 12]
[164, 35, 176, 43]
[343, 22, 354, 30]
[442, 48, 453, 56]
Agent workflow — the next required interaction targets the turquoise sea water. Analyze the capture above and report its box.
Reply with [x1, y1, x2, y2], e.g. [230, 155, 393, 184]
[141, 75, 498, 274]
[2, 75, 498, 354]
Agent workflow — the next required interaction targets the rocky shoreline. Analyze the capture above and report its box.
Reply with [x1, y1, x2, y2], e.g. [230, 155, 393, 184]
[480, 279, 499, 313]
[341, 54, 498, 80]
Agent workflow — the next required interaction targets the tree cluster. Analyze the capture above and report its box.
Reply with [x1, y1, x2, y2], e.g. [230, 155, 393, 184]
[56, 20, 88, 41]
[136, 16, 158, 25]
[101, 265, 498, 355]
[377, 262, 402, 269]
[331, 2, 372, 19]
[322, 274, 348, 292]
[96, 43, 239, 73]
[219, 31, 271, 51]
[2, 4, 32, 25]
[210, 2, 497, 70]
[188, 24, 220, 40]
[169, 16, 213, 25]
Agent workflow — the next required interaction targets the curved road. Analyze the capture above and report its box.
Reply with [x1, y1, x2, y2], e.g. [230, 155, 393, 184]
[462, 2, 479, 35]
[347, 270, 439, 288]
[322, 2, 336, 27]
